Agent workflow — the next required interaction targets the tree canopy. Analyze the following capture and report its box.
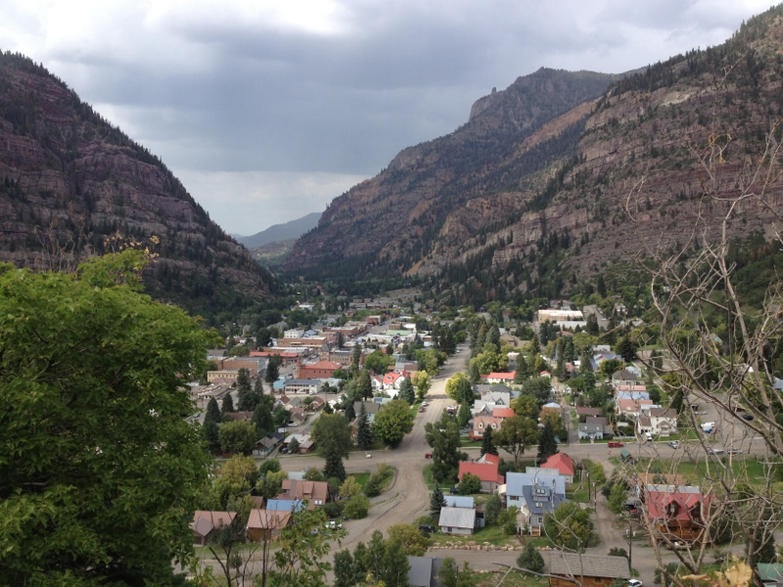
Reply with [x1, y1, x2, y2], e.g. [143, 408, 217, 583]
[372, 399, 415, 448]
[0, 251, 216, 585]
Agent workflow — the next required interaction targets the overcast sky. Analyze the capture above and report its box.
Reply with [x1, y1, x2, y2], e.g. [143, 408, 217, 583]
[1, 1, 775, 235]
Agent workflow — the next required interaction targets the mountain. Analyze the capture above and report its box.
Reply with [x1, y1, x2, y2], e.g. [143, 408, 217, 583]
[237, 212, 321, 248]
[284, 5, 783, 304]
[0, 52, 276, 321]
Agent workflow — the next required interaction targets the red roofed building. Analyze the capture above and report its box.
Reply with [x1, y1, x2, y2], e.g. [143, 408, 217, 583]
[642, 484, 711, 544]
[458, 459, 504, 493]
[540, 452, 575, 484]
[491, 406, 515, 419]
[297, 360, 342, 379]
[482, 371, 516, 384]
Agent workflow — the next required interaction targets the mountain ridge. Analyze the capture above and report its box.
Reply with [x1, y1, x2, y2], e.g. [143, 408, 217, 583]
[283, 5, 783, 304]
[0, 52, 276, 320]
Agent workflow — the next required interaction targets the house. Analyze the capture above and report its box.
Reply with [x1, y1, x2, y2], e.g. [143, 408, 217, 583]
[438, 506, 476, 535]
[246, 508, 292, 542]
[371, 369, 410, 397]
[540, 453, 575, 484]
[297, 360, 342, 379]
[457, 458, 504, 493]
[637, 407, 678, 437]
[642, 484, 711, 544]
[254, 433, 284, 456]
[517, 482, 566, 535]
[491, 406, 515, 419]
[283, 433, 314, 453]
[616, 397, 654, 418]
[277, 478, 328, 507]
[504, 470, 567, 511]
[575, 406, 602, 419]
[482, 371, 515, 384]
[191, 510, 236, 545]
[470, 415, 504, 441]
[282, 378, 320, 395]
[611, 366, 643, 386]
[578, 416, 610, 440]
[407, 556, 443, 587]
[541, 550, 629, 587]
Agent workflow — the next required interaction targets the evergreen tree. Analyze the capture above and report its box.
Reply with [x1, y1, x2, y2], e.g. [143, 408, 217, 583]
[480, 427, 498, 456]
[356, 404, 374, 450]
[430, 486, 446, 521]
[456, 401, 471, 428]
[251, 393, 275, 438]
[537, 421, 558, 465]
[264, 355, 281, 385]
[203, 397, 222, 453]
[221, 392, 235, 415]
[400, 377, 415, 404]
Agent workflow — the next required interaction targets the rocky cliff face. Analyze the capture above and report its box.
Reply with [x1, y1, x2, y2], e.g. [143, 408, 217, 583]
[0, 53, 274, 319]
[284, 5, 783, 303]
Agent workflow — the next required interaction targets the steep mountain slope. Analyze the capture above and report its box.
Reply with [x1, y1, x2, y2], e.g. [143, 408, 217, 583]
[0, 52, 275, 319]
[237, 212, 321, 249]
[284, 5, 783, 304]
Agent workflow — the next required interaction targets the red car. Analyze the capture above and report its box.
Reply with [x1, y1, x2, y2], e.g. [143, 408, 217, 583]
[425, 452, 432, 459]
[608, 441, 624, 448]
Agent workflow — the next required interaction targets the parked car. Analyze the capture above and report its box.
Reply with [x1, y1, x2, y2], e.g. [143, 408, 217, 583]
[668, 440, 680, 449]
[365, 453, 373, 459]
[325, 520, 343, 530]
[418, 524, 435, 534]
[424, 452, 432, 459]
[727, 447, 742, 455]
[608, 441, 624, 448]
[708, 447, 725, 455]
[628, 579, 643, 587]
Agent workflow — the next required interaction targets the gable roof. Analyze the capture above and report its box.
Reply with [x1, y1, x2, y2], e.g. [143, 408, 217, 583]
[438, 506, 476, 529]
[505, 470, 567, 496]
[542, 550, 629, 580]
[191, 510, 236, 538]
[491, 406, 516, 419]
[541, 452, 575, 477]
[644, 484, 709, 522]
[278, 478, 328, 505]
[246, 508, 292, 531]
[444, 495, 475, 509]
[458, 460, 503, 484]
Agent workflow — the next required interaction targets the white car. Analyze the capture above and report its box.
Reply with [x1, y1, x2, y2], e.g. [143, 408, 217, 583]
[628, 579, 643, 587]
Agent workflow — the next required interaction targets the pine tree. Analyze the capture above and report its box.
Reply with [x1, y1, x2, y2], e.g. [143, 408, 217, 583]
[357, 405, 374, 450]
[221, 392, 234, 415]
[203, 397, 222, 453]
[536, 421, 558, 465]
[430, 486, 446, 521]
[480, 427, 498, 456]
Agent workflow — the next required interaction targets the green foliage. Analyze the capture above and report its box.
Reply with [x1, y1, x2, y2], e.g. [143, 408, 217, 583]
[218, 419, 257, 455]
[387, 523, 432, 556]
[495, 414, 539, 468]
[211, 455, 260, 509]
[480, 427, 499, 456]
[312, 413, 352, 480]
[364, 464, 394, 497]
[425, 412, 466, 485]
[343, 493, 370, 519]
[372, 399, 415, 447]
[269, 507, 335, 587]
[457, 472, 482, 495]
[364, 349, 396, 374]
[484, 493, 503, 527]
[0, 252, 214, 585]
[430, 486, 446, 520]
[536, 421, 558, 464]
[203, 397, 222, 453]
[356, 404, 374, 450]
[544, 501, 595, 551]
[517, 543, 545, 573]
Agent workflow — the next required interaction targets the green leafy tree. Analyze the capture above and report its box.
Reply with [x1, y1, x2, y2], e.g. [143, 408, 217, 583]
[387, 523, 432, 556]
[445, 372, 473, 403]
[0, 251, 214, 585]
[521, 376, 553, 407]
[544, 501, 595, 551]
[251, 392, 276, 438]
[364, 350, 395, 375]
[607, 480, 628, 515]
[412, 370, 431, 401]
[456, 472, 481, 495]
[495, 414, 539, 468]
[211, 455, 260, 508]
[372, 399, 415, 448]
[257, 469, 287, 500]
[268, 507, 337, 587]
[425, 413, 465, 485]
[203, 396, 222, 453]
[312, 413, 353, 481]
[484, 493, 503, 526]
[343, 493, 370, 519]
[456, 401, 471, 427]
[218, 419, 258, 455]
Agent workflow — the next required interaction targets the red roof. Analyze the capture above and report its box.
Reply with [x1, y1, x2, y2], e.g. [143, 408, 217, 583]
[645, 486, 709, 524]
[541, 452, 575, 477]
[491, 407, 515, 419]
[482, 371, 515, 380]
[458, 460, 504, 484]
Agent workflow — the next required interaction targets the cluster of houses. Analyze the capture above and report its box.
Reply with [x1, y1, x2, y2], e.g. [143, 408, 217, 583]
[191, 476, 329, 545]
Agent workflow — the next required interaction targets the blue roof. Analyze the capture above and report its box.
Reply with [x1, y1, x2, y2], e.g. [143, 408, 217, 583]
[444, 495, 474, 509]
[265, 499, 303, 512]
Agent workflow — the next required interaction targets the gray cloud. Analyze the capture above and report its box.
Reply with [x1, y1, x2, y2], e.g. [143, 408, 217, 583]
[0, 0, 774, 234]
